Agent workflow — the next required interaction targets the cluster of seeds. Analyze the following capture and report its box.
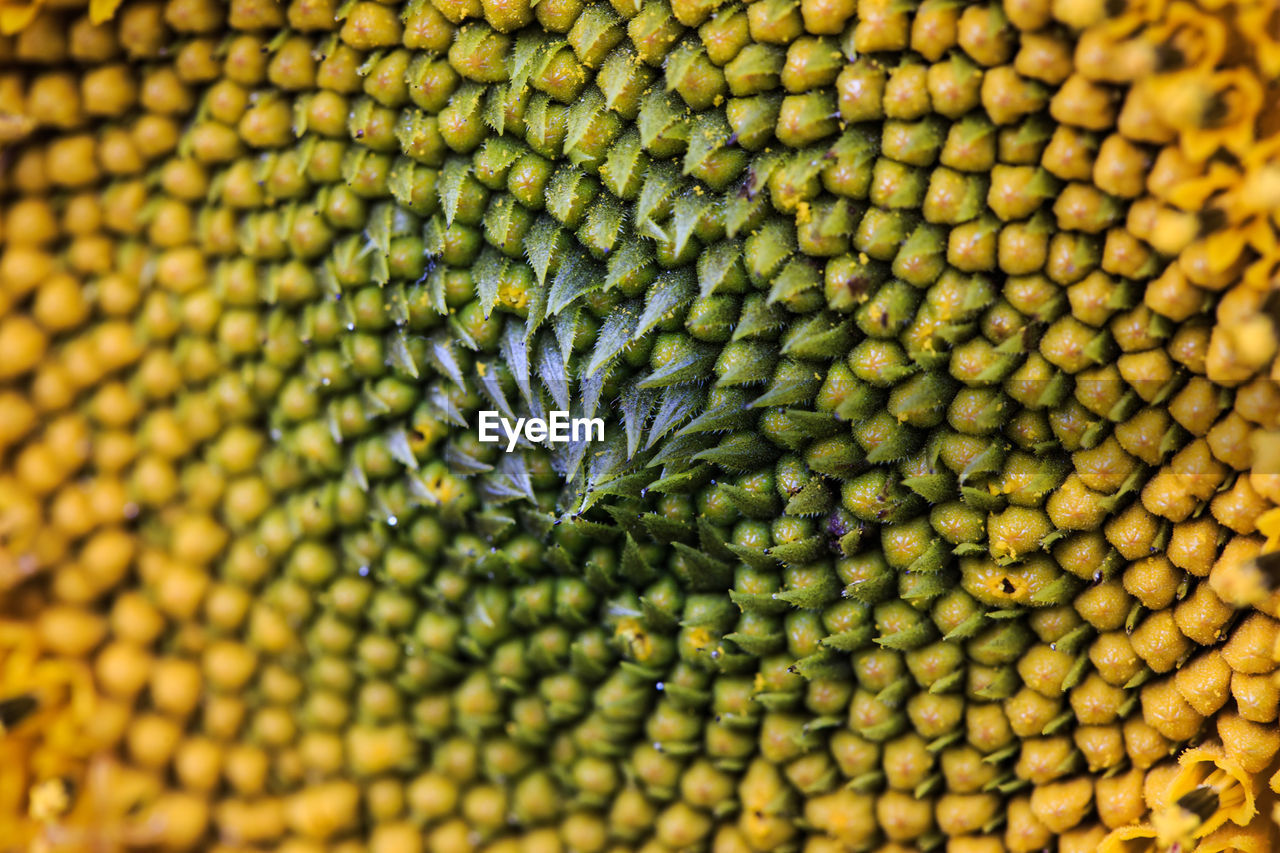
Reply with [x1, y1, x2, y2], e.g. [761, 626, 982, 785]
[0, 0, 1278, 851]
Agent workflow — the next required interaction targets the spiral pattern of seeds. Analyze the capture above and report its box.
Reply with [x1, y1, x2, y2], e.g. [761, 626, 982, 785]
[0, 0, 1279, 851]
